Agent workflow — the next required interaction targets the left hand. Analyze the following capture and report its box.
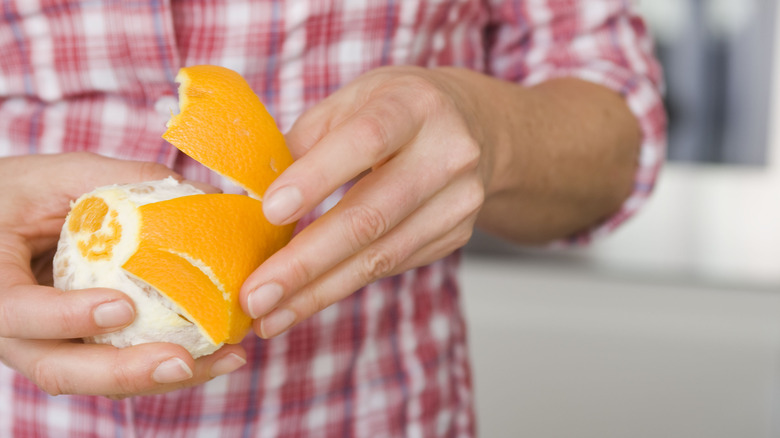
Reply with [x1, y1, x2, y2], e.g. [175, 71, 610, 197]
[0, 153, 248, 398]
[240, 66, 491, 338]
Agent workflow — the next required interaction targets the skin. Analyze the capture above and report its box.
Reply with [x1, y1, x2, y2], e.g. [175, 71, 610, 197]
[0, 66, 640, 398]
[241, 66, 641, 339]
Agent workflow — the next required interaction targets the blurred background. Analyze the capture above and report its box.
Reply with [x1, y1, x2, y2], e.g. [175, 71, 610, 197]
[461, 1, 780, 436]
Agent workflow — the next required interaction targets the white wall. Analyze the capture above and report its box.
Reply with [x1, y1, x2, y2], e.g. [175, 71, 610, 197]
[461, 255, 780, 438]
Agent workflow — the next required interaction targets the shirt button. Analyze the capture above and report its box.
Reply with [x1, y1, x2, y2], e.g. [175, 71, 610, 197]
[154, 95, 179, 117]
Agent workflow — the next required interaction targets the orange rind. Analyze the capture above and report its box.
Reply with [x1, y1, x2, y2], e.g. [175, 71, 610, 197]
[53, 66, 295, 357]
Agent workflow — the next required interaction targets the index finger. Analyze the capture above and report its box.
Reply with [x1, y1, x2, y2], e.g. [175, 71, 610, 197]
[262, 93, 422, 226]
[0, 233, 135, 339]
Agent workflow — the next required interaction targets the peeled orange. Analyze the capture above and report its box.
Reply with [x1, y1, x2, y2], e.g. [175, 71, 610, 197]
[53, 65, 295, 358]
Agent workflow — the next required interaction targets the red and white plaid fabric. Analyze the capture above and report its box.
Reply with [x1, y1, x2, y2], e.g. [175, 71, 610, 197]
[0, 0, 665, 436]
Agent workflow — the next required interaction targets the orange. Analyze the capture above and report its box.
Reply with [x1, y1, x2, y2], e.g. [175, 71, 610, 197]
[163, 65, 292, 199]
[53, 65, 295, 357]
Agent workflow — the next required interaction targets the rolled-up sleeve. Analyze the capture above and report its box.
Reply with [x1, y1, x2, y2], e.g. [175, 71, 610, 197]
[486, 0, 667, 243]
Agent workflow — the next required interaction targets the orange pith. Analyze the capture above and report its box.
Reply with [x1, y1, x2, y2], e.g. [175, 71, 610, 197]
[162, 65, 292, 199]
[68, 65, 295, 349]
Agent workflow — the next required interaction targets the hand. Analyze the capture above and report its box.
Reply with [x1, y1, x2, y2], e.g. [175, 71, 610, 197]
[0, 152, 247, 398]
[241, 66, 489, 338]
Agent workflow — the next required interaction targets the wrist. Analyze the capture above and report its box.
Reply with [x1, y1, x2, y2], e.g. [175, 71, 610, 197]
[431, 66, 527, 200]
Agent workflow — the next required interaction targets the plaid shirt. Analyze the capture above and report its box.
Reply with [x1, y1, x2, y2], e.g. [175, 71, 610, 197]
[0, 0, 665, 436]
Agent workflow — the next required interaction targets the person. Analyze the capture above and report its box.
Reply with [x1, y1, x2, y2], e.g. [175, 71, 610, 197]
[0, 0, 665, 436]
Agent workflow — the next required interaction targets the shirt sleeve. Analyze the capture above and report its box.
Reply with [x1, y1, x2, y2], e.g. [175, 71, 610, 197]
[486, 0, 667, 244]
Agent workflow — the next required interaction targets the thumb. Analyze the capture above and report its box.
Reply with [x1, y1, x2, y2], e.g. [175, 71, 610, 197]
[53, 152, 184, 198]
[1, 153, 183, 225]
[58, 152, 221, 195]
[5, 152, 207, 230]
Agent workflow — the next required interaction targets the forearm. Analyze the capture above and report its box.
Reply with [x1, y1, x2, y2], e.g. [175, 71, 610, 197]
[437, 67, 641, 245]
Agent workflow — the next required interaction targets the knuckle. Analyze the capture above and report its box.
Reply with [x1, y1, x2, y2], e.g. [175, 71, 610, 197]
[302, 288, 329, 315]
[447, 137, 481, 175]
[359, 246, 397, 283]
[461, 139, 482, 172]
[453, 225, 475, 249]
[0, 300, 16, 338]
[285, 251, 315, 286]
[462, 178, 486, 216]
[54, 300, 85, 337]
[111, 361, 145, 395]
[32, 359, 65, 396]
[0, 287, 35, 338]
[343, 204, 389, 250]
[397, 74, 449, 113]
[353, 113, 391, 159]
[394, 73, 437, 97]
[138, 161, 173, 181]
[64, 151, 98, 162]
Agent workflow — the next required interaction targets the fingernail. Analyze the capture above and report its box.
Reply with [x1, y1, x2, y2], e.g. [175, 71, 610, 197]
[248, 283, 284, 319]
[263, 186, 302, 224]
[210, 353, 247, 378]
[94, 300, 134, 328]
[260, 308, 296, 338]
[152, 358, 193, 384]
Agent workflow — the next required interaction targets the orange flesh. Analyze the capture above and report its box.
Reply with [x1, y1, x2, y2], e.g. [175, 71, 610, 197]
[68, 197, 108, 234]
[68, 197, 123, 261]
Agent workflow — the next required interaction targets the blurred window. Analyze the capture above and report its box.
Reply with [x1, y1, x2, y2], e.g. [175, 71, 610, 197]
[640, 0, 776, 165]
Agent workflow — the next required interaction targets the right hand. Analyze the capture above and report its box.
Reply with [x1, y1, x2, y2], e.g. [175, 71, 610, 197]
[0, 152, 247, 398]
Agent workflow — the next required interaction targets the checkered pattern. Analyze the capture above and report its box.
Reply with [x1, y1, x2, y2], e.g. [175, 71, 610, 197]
[0, 0, 665, 436]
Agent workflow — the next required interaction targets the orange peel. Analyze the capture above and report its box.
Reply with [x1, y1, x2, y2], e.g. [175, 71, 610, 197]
[53, 65, 295, 357]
